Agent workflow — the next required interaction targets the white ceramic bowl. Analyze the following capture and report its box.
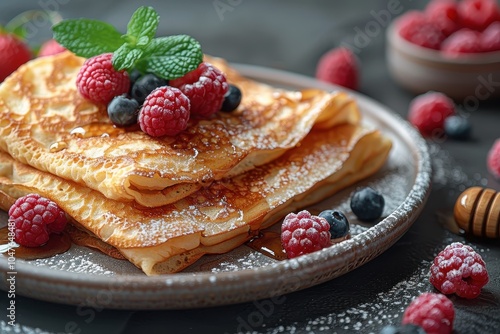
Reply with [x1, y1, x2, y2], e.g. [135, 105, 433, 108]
[386, 18, 500, 101]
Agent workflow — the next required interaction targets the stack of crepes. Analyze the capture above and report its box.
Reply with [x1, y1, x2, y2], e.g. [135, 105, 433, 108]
[0, 51, 392, 275]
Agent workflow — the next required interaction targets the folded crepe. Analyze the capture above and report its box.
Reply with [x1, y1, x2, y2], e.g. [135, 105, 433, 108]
[0, 52, 361, 208]
[0, 122, 391, 275]
[0, 51, 392, 274]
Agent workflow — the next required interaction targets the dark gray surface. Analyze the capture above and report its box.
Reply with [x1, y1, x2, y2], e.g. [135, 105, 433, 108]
[1, 1, 499, 333]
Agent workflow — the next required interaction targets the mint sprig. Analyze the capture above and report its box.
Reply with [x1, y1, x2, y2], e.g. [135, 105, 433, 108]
[125, 6, 159, 46]
[135, 35, 202, 79]
[52, 6, 202, 80]
[112, 44, 144, 71]
[53, 19, 123, 58]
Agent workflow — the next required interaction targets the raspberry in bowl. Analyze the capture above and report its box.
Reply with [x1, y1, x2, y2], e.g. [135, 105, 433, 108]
[386, 0, 500, 100]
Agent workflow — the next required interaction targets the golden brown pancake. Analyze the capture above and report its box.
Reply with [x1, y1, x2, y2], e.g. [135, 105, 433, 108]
[0, 52, 361, 207]
[0, 123, 391, 275]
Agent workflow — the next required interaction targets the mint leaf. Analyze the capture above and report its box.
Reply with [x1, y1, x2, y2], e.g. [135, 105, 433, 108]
[51, 7, 204, 79]
[135, 35, 203, 80]
[126, 6, 159, 46]
[53, 19, 123, 58]
[112, 44, 144, 71]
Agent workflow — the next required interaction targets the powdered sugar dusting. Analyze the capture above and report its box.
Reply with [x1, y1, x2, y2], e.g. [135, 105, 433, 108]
[29, 245, 139, 275]
[0, 321, 52, 334]
[185, 245, 277, 273]
[430, 142, 488, 193]
[257, 265, 431, 333]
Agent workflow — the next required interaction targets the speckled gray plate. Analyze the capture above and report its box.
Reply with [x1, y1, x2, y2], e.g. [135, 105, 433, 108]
[0, 65, 431, 310]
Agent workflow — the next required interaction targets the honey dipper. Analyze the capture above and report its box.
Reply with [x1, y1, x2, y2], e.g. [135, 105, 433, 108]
[453, 186, 500, 239]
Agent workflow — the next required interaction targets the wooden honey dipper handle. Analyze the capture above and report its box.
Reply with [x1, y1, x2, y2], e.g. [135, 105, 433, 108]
[453, 186, 500, 239]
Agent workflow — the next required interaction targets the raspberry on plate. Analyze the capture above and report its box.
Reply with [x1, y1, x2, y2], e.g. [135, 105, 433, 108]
[402, 292, 454, 334]
[425, 0, 460, 37]
[396, 11, 446, 50]
[315, 47, 358, 90]
[430, 242, 489, 299]
[8, 193, 68, 247]
[76, 53, 130, 104]
[138, 86, 190, 137]
[0, 32, 32, 82]
[281, 210, 331, 258]
[441, 29, 482, 56]
[487, 139, 500, 179]
[408, 91, 455, 137]
[170, 62, 228, 118]
[458, 0, 500, 32]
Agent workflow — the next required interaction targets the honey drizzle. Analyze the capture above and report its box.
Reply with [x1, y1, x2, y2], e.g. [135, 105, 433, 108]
[0, 227, 71, 260]
[246, 230, 351, 261]
[246, 231, 287, 261]
[0, 222, 126, 261]
[69, 123, 123, 138]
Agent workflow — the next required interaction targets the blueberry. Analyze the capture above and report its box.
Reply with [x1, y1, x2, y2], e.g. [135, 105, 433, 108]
[444, 115, 471, 140]
[350, 187, 385, 222]
[131, 74, 168, 104]
[318, 210, 350, 239]
[379, 324, 426, 334]
[107, 95, 139, 127]
[221, 84, 242, 112]
[128, 69, 142, 83]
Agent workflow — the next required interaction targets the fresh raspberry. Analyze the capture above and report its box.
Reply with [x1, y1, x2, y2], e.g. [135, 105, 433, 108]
[408, 92, 455, 137]
[402, 293, 454, 334]
[441, 29, 482, 56]
[487, 139, 500, 179]
[458, 0, 500, 32]
[8, 193, 68, 247]
[0, 33, 32, 82]
[396, 11, 446, 50]
[170, 62, 228, 118]
[480, 22, 500, 52]
[430, 242, 489, 299]
[38, 39, 66, 57]
[138, 86, 190, 137]
[281, 210, 331, 259]
[426, 0, 460, 37]
[315, 47, 358, 90]
[76, 53, 130, 105]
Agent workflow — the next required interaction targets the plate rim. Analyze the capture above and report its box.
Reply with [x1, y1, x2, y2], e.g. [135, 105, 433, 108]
[0, 64, 432, 309]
